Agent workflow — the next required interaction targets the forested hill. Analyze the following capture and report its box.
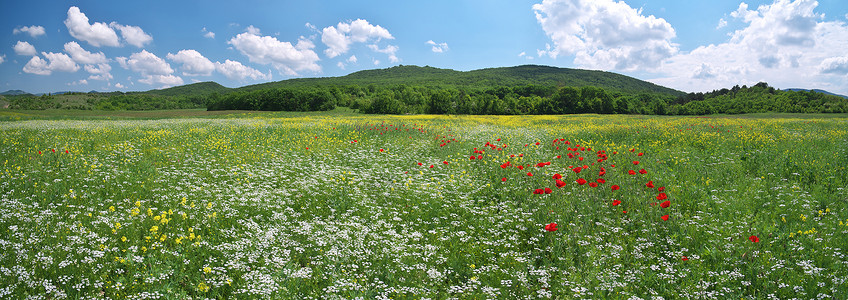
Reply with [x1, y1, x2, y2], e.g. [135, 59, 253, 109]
[236, 65, 684, 96]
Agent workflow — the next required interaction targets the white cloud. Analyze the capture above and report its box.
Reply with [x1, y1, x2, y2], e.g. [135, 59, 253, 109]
[651, 0, 848, 94]
[23, 52, 80, 75]
[533, 0, 678, 71]
[347, 55, 357, 63]
[121, 50, 173, 75]
[0, 54, 5, 64]
[110, 23, 152, 47]
[64, 6, 120, 47]
[337, 61, 345, 69]
[139, 74, 183, 87]
[367, 44, 399, 63]
[167, 49, 215, 76]
[426, 40, 449, 53]
[13, 25, 46, 38]
[202, 27, 215, 39]
[228, 27, 320, 75]
[373, 58, 380, 66]
[819, 56, 848, 75]
[85, 63, 113, 81]
[115, 82, 125, 88]
[63, 41, 108, 64]
[14, 41, 36, 56]
[519, 51, 534, 60]
[69, 79, 88, 86]
[321, 19, 394, 58]
[214, 59, 270, 81]
[717, 18, 728, 29]
[246, 25, 261, 35]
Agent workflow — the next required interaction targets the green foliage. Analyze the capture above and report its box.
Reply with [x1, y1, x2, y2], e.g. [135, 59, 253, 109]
[669, 83, 848, 115]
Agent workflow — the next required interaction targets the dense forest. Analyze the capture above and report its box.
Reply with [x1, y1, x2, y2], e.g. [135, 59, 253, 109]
[5, 65, 847, 114]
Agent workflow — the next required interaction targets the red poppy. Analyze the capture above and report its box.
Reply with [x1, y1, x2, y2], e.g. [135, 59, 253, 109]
[496, 138, 501, 141]
[660, 200, 670, 208]
[555, 179, 566, 188]
[443, 161, 449, 165]
[477, 155, 482, 160]
[657, 193, 668, 200]
[576, 178, 587, 185]
[612, 200, 621, 206]
[536, 162, 546, 167]
[418, 162, 423, 166]
[429, 165, 434, 168]
[628, 170, 636, 175]
[535, 142, 540, 145]
[611, 185, 620, 191]
[637, 152, 644, 156]
[51, 149, 55, 153]
[65, 150, 69, 154]
[633, 161, 640, 165]
[596, 178, 606, 184]
[552, 173, 562, 180]
[533, 189, 544, 194]
[545, 223, 558, 232]
[38, 151, 42, 155]
[661, 215, 669, 221]
[588, 182, 598, 187]
[658, 187, 665, 192]
[749, 235, 759, 243]
[639, 169, 647, 174]
[469, 156, 475, 160]
[501, 177, 507, 182]
[527, 172, 533, 177]
[572, 167, 582, 173]
[646, 181, 655, 188]
[544, 188, 552, 194]
[379, 149, 385, 152]
[517, 165, 524, 170]
[682, 256, 689, 261]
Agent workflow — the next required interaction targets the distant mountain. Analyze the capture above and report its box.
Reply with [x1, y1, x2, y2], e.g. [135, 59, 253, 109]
[237, 65, 685, 96]
[145, 81, 230, 97]
[784, 88, 847, 99]
[1, 90, 30, 96]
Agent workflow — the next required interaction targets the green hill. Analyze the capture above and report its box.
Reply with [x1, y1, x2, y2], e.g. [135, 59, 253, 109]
[237, 65, 684, 96]
[144, 81, 230, 97]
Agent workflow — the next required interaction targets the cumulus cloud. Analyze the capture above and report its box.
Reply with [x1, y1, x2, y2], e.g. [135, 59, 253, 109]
[13, 25, 46, 38]
[347, 55, 357, 63]
[819, 56, 848, 75]
[228, 27, 320, 75]
[426, 40, 449, 53]
[23, 52, 80, 75]
[64, 6, 152, 48]
[0, 54, 5, 64]
[85, 63, 113, 81]
[14, 41, 36, 56]
[119, 50, 173, 75]
[63, 41, 108, 64]
[202, 27, 215, 39]
[716, 18, 728, 29]
[321, 19, 394, 58]
[64, 6, 120, 47]
[111, 23, 153, 47]
[115, 82, 125, 88]
[138, 74, 183, 87]
[651, 0, 848, 94]
[167, 49, 215, 76]
[368, 44, 399, 63]
[533, 0, 677, 71]
[215, 59, 270, 81]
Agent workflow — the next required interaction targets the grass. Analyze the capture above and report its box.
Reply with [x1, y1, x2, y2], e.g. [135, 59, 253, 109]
[0, 112, 846, 299]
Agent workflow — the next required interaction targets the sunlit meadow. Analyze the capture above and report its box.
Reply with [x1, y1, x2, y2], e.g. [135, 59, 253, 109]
[1, 112, 846, 299]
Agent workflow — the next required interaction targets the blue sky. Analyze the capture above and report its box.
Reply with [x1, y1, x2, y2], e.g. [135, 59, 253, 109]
[1, 0, 847, 94]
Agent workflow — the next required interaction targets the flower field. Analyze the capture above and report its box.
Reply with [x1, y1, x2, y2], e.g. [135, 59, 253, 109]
[1, 113, 846, 299]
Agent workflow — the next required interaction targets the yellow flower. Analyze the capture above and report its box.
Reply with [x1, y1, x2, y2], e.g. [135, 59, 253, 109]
[203, 267, 211, 274]
[121, 236, 127, 242]
[197, 282, 209, 292]
[160, 234, 167, 242]
[150, 226, 158, 232]
[135, 201, 141, 207]
[109, 206, 115, 212]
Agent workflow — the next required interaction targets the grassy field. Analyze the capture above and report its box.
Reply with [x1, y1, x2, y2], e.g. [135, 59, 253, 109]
[0, 111, 846, 299]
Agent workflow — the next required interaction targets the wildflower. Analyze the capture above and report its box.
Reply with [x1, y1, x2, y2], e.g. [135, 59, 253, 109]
[572, 167, 582, 174]
[544, 187, 552, 194]
[656, 193, 668, 200]
[632, 161, 640, 165]
[501, 177, 507, 182]
[533, 189, 544, 195]
[682, 256, 689, 261]
[555, 179, 566, 188]
[646, 181, 655, 188]
[639, 169, 647, 174]
[749, 235, 759, 243]
[661, 215, 669, 221]
[628, 170, 637, 175]
[576, 178, 587, 185]
[660, 200, 670, 208]
[552, 173, 562, 180]
[611, 185, 620, 191]
[612, 200, 621, 206]
[544, 223, 558, 232]
[527, 172, 533, 176]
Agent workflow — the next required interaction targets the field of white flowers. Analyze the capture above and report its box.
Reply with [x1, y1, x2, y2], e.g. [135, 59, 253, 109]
[1, 113, 846, 299]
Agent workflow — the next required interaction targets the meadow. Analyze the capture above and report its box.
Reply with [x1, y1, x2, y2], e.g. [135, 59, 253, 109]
[0, 111, 846, 299]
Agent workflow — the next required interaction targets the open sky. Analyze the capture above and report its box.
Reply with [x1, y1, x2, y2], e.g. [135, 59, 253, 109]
[1, 0, 847, 94]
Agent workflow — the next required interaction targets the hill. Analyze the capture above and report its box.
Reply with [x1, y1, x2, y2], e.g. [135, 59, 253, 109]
[144, 81, 230, 97]
[1, 90, 31, 96]
[237, 65, 684, 96]
[784, 88, 847, 99]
